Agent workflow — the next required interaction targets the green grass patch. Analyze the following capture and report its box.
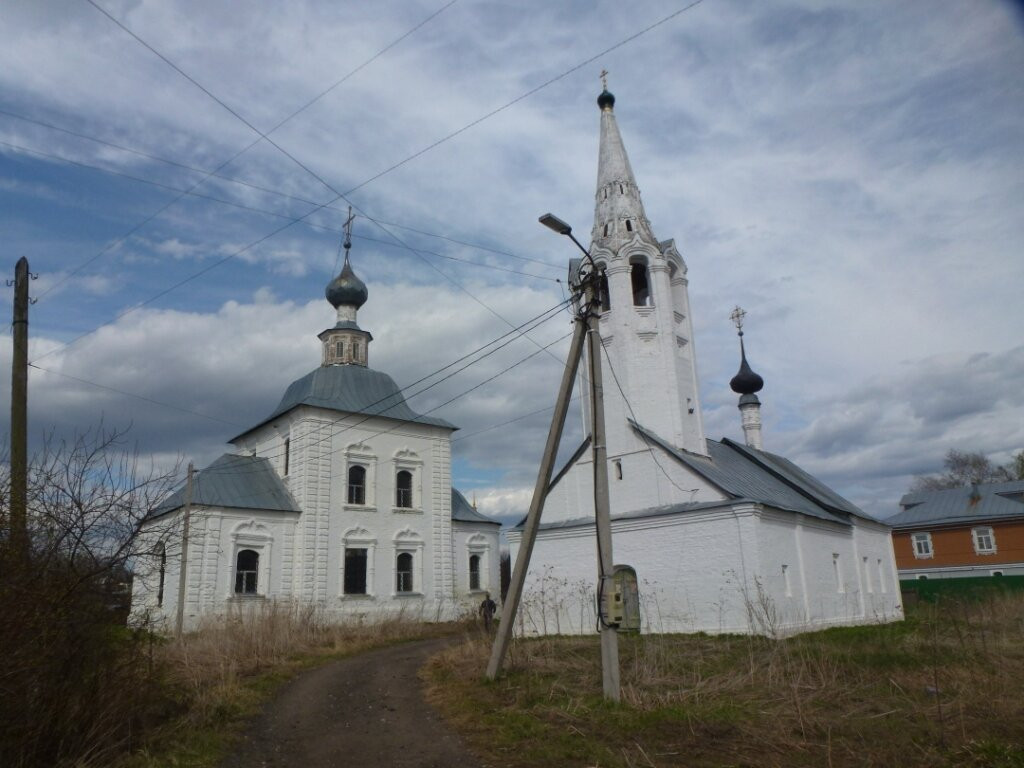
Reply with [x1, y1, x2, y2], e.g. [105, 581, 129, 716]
[426, 594, 1024, 768]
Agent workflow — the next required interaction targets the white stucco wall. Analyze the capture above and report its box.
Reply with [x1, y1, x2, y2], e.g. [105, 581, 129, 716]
[507, 504, 903, 637]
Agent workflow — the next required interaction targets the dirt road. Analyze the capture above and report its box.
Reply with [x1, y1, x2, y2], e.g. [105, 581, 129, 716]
[221, 637, 481, 768]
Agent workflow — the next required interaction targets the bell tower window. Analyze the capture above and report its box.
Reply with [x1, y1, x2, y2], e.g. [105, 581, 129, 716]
[630, 260, 651, 307]
[598, 267, 610, 312]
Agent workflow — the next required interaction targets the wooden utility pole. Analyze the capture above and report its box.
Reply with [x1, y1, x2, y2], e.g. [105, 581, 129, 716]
[585, 284, 620, 701]
[175, 462, 194, 638]
[487, 317, 587, 680]
[487, 242, 620, 700]
[9, 257, 30, 558]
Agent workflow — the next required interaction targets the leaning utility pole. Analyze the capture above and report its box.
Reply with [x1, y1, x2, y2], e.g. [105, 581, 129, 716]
[175, 462, 194, 638]
[487, 214, 620, 701]
[9, 257, 30, 558]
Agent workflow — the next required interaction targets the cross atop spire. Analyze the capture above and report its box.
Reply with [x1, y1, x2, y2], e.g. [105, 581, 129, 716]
[730, 305, 747, 336]
[342, 206, 355, 263]
[600, 69, 609, 91]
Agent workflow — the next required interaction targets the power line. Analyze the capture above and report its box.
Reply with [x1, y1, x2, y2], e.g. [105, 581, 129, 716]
[451, 396, 578, 443]
[53, 0, 707, 365]
[200, 301, 573, 476]
[38, 0, 457, 300]
[0, 106, 562, 271]
[598, 329, 697, 498]
[1, 137, 558, 283]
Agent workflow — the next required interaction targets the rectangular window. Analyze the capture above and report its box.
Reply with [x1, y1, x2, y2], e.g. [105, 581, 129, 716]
[781, 564, 791, 597]
[863, 556, 873, 593]
[912, 532, 933, 559]
[336, 340, 344, 358]
[344, 548, 368, 595]
[833, 553, 844, 594]
[877, 558, 886, 593]
[396, 552, 414, 593]
[283, 438, 290, 476]
[972, 526, 996, 554]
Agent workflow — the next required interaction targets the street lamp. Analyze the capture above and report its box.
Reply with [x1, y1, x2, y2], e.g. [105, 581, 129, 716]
[538, 213, 595, 267]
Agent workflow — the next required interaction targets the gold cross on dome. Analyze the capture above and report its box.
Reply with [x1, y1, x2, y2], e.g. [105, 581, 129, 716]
[600, 69, 609, 90]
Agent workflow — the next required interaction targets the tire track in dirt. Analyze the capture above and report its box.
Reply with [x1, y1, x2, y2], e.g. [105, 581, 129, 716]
[221, 637, 481, 768]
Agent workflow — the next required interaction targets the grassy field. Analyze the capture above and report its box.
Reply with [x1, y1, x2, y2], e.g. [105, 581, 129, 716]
[116, 603, 459, 768]
[426, 594, 1024, 768]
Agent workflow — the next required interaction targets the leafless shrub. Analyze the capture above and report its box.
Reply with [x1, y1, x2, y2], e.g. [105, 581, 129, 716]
[0, 426, 180, 768]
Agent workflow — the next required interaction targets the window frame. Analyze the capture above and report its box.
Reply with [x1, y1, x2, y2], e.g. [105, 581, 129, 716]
[392, 528, 424, 596]
[347, 464, 367, 505]
[911, 532, 933, 559]
[343, 443, 377, 509]
[392, 448, 423, 512]
[469, 554, 481, 591]
[235, 548, 260, 595]
[395, 469, 414, 509]
[972, 526, 996, 555]
[396, 551, 415, 593]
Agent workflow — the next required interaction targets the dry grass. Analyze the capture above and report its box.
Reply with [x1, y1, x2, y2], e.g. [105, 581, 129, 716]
[119, 601, 458, 767]
[426, 594, 1024, 768]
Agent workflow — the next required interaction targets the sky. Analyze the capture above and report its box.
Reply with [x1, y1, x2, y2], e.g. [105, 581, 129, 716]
[1, 0, 1022, 523]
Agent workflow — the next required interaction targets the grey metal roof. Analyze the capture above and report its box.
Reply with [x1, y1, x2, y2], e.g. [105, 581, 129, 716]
[889, 480, 1024, 528]
[319, 320, 371, 337]
[629, 421, 865, 526]
[518, 499, 759, 532]
[452, 488, 500, 525]
[233, 364, 456, 440]
[152, 454, 301, 518]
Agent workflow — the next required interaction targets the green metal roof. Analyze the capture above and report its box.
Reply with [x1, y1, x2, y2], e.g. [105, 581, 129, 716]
[233, 364, 456, 441]
[152, 454, 300, 517]
[452, 488, 500, 525]
[889, 480, 1024, 528]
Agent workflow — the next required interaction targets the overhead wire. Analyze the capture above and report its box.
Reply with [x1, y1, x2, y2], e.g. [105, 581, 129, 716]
[68, 1, 565, 369]
[0, 107, 563, 272]
[201, 317, 575, 479]
[37, 0, 458, 300]
[187, 298, 573, 476]
[1, 137, 557, 283]
[53, 0, 708, 366]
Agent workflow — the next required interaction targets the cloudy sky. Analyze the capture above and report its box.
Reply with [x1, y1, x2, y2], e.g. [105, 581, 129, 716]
[2, 0, 1022, 522]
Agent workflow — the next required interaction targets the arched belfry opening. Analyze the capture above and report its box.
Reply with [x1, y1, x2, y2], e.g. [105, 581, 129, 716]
[630, 258, 651, 307]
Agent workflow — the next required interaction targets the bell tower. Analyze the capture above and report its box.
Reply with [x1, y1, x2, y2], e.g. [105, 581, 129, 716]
[578, 84, 707, 457]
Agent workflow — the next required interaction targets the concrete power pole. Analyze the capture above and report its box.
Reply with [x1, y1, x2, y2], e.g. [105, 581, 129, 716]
[9, 257, 30, 559]
[175, 462, 194, 638]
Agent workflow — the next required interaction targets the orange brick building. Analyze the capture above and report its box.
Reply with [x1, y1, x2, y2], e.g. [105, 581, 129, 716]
[889, 480, 1024, 580]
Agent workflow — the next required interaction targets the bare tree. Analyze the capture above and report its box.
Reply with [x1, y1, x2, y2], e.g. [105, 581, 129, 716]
[0, 425, 180, 768]
[910, 449, 1024, 492]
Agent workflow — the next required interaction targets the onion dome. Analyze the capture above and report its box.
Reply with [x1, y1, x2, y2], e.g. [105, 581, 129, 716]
[325, 256, 367, 310]
[597, 89, 615, 110]
[730, 336, 764, 395]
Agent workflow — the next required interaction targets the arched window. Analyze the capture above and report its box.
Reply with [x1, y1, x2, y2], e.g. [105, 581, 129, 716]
[396, 552, 414, 593]
[598, 267, 610, 312]
[469, 554, 481, 591]
[603, 223, 609, 237]
[235, 549, 259, 594]
[348, 465, 366, 505]
[352, 341, 360, 362]
[156, 543, 166, 607]
[625, 219, 633, 232]
[631, 260, 651, 306]
[395, 470, 413, 508]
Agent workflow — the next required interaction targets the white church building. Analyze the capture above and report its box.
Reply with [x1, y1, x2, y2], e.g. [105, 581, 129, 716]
[508, 87, 903, 636]
[130, 242, 500, 631]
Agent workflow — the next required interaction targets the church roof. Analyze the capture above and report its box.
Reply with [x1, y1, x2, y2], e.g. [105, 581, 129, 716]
[630, 421, 875, 526]
[452, 488, 500, 525]
[232, 364, 456, 441]
[151, 454, 301, 518]
[888, 480, 1024, 529]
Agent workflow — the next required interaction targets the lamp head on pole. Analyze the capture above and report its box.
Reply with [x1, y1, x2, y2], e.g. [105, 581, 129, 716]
[539, 213, 572, 236]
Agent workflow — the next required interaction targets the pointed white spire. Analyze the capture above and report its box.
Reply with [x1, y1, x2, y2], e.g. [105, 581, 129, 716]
[591, 87, 655, 247]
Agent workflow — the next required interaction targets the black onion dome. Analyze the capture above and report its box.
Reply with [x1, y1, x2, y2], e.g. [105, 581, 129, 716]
[730, 339, 764, 395]
[597, 89, 615, 110]
[325, 258, 368, 309]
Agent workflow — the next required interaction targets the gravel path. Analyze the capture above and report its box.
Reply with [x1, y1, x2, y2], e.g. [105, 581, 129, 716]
[221, 637, 481, 768]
